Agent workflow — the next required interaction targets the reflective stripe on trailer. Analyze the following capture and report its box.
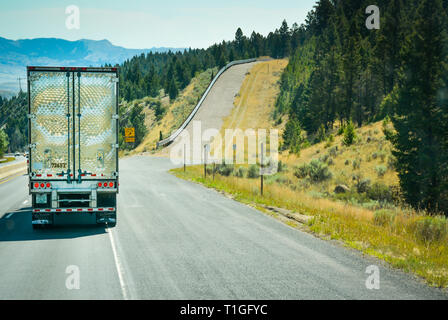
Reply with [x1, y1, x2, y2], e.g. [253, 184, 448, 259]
[33, 208, 115, 213]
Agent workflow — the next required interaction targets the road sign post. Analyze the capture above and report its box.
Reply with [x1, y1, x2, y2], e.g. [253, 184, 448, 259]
[261, 143, 264, 196]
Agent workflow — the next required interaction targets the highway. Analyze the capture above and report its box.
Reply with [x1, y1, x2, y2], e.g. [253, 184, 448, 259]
[0, 156, 447, 299]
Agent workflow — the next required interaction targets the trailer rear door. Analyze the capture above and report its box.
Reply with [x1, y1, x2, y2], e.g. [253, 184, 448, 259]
[28, 67, 118, 181]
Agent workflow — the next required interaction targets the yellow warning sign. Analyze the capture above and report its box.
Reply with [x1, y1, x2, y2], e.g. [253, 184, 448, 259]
[125, 127, 135, 137]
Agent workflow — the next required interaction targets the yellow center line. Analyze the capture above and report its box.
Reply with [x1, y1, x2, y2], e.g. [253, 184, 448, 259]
[0, 171, 26, 185]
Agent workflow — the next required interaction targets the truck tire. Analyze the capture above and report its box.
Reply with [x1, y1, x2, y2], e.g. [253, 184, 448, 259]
[108, 214, 117, 228]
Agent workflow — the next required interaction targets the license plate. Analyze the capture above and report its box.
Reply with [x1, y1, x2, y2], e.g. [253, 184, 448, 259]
[36, 193, 47, 204]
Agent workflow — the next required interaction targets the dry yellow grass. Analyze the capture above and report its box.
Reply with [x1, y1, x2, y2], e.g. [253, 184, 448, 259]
[280, 121, 399, 195]
[210, 59, 288, 159]
[222, 59, 288, 131]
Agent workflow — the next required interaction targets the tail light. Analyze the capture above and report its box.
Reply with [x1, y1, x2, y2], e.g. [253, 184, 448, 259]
[46, 183, 51, 188]
[109, 182, 114, 188]
[98, 182, 103, 187]
[34, 182, 39, 189]
[40, 183, 45, 188]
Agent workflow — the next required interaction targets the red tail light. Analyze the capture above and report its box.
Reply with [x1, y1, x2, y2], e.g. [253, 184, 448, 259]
[109, 182, 114, 188]
[46, 183, 51, 188]
[98, 182, 102, 187]
[40, 183, 45, 188]
[34, 182, 39, 188]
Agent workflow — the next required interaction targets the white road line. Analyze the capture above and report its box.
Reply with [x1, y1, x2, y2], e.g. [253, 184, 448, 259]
[107, 227, 129, 300]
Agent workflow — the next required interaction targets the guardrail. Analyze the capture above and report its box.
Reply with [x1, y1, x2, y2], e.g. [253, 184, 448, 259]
[157, 58, 257, 148]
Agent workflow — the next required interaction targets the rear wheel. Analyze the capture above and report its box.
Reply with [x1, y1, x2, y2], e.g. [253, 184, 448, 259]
[108, 214, 117, 228]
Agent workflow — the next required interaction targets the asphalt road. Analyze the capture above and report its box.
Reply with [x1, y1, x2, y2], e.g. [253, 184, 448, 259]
[0, 156, 447, 299]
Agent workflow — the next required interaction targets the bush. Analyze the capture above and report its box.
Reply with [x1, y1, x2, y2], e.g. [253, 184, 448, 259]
[247, 164, 260, 179]
[217, 163, 234, 176]
[294, 159, 332, 182]
[356, 178, 371, 193]
[373, 209, 396, 226]
[414, 216, 447, 244]
[375, 165, 387, 177]
[328, 146, 338, 158]
[352, 158, 362, 170]
[236, 166, 247, 178]
[367, 182, 393, 203]
[344, 159, 350, 166]
[294, 164, 309, 179]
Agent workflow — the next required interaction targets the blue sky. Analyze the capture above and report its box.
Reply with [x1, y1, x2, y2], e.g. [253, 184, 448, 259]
[0, 0, 317, 49]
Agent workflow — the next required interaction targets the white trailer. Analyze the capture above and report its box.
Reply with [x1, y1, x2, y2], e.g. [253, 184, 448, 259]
[27, 66, 119, 228]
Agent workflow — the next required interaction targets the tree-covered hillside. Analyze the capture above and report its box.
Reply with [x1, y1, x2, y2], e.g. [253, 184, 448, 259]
[278, 0, 448, 214]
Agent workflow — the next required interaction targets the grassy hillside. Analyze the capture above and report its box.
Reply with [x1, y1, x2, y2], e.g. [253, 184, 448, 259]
[169, 60, 448, 288]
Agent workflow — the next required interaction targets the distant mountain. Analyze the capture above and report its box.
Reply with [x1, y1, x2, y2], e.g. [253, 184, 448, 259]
[0, 37, 184, 96]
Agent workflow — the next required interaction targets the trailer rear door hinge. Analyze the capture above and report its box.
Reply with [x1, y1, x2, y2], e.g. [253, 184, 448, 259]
[112, 114, 119, 120]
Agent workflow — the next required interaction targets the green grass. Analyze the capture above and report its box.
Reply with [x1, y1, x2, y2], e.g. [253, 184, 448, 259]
[0, 156, 16, 164]
[171, 165, 448, 288]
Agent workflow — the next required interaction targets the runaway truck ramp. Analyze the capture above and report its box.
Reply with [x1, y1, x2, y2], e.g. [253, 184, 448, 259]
[157, 59, 260, 160]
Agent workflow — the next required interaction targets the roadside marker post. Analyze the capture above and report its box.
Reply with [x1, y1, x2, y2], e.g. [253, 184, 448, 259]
[184, 144, 186, 172]
[261, 143, 264, 196]
[204, 144, 209, 179]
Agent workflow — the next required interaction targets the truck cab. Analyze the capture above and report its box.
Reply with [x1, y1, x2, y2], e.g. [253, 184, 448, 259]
[27, 66, 119, 228]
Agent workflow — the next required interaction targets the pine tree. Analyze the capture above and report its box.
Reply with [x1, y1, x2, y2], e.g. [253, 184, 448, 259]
[388, 0, 448, 214]
[168, 78, 178, 100]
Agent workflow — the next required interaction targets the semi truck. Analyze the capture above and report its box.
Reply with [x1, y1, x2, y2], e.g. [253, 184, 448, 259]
[27, 66, 119, 228]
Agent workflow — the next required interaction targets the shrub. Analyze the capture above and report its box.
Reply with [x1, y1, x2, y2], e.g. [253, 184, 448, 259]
[372, 152, 378, 160]
[328, 146, 338, 158]
[247, 164, 260, 178]
[356, 178, 371, 193]
[373, 209, 396, 227]
[414, 216, 447, 244]
[217, 163, 233, 176]
[320, 154, 329, 163]
[236, 166, 247, 178]
[352, 158, 362, 170]
[327, 157, 334, 166]
[367, 182, 393, 203]
[307, 159, 333, 182]
[294, 159, 332, 182]
[344, 159, 350, 166]
[294, 164, 309, 179]
[375, 165, 387, 177]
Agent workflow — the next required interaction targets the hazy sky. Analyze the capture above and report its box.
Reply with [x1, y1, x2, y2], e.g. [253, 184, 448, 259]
[0, 0, 317, 49]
